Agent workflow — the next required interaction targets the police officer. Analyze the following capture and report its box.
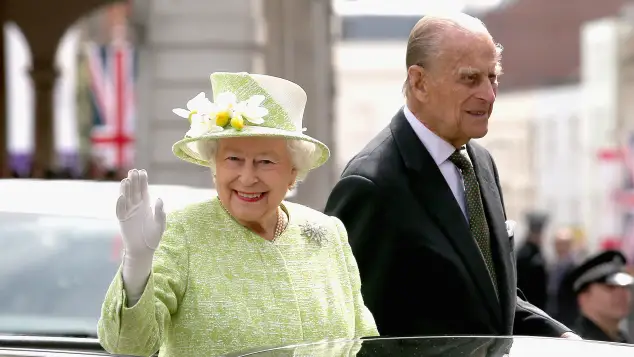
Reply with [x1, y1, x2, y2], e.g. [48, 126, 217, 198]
[566, 250, 633, 343]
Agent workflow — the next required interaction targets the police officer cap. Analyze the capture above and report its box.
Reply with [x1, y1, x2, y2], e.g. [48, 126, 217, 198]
[568, 250, 634, 294]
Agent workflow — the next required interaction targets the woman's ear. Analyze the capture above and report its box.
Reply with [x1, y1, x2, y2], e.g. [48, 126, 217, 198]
[289, 168, 298, 188]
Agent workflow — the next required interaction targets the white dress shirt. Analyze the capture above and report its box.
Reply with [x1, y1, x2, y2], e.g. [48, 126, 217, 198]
[402, 105, 469, 219]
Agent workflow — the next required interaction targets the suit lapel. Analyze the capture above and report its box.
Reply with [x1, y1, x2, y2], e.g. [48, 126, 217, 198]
[467, 143, 514, 327]
[390, 110, 502, 326]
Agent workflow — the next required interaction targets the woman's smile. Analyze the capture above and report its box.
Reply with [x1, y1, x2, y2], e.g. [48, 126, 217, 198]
[234, 190, 267, 202]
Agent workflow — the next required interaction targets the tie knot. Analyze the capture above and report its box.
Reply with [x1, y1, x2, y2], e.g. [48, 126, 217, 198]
[448, 149, 471, 171]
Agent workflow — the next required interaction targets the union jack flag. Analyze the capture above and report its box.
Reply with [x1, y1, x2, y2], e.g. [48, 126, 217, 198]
[84, 40, 136, 171]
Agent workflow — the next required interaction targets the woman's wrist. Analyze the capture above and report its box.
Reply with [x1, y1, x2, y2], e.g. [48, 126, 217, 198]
[121, 251, 154, 306]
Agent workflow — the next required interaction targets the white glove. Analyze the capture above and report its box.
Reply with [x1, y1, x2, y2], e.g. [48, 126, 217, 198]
[116, 169, 166, 305]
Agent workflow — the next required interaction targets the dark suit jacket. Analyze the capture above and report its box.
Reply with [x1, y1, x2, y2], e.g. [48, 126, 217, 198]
[324, 109, 571, 337]
[516, 241, 548, 310]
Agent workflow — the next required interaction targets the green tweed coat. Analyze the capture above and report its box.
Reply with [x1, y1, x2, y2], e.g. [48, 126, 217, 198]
[98, 197, 378, 357]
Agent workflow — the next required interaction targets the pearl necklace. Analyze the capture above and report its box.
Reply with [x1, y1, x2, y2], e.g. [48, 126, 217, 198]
[219, 199, 288, 241]
[272, 207, 288, 242]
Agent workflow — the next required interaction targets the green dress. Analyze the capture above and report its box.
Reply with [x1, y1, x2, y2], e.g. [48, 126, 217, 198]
[98, 197, 378, 357]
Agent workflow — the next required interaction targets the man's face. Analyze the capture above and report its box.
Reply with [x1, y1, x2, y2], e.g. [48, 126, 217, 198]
[582, 283, 632, 321]
[410, 30, 500, 147]
[553, 230, 574, 259]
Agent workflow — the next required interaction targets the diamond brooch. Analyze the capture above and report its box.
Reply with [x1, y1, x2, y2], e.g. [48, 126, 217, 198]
[300, 222, 328, 246]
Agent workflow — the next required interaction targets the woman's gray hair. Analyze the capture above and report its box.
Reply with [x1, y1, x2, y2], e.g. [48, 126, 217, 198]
[196, 139, 317, 184]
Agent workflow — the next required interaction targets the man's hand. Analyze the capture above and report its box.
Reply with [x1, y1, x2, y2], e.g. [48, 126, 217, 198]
[561, 332, 582, 340]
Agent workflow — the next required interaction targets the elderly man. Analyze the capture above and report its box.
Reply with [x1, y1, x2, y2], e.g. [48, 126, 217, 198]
[324, 12, 576, 338]
[566, 250, 633, 343]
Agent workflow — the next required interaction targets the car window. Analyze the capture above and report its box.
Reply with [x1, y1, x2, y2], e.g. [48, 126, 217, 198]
[0, 212, 121, 337]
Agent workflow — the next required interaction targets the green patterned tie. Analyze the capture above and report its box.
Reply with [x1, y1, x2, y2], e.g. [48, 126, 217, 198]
[449, 149, 498, 295]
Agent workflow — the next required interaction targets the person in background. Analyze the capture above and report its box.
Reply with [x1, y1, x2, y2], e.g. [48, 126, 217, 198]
[546, 227, 579, 327]
[97, 72, 378, 357]
[516, 212, 549, 310]
[324, 12, 576, 339]
[565, 250, 633, 343]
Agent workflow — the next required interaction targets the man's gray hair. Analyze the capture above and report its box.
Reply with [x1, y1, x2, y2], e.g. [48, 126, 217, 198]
[196, 139, 317, 184]
[402, 12, 504, 95]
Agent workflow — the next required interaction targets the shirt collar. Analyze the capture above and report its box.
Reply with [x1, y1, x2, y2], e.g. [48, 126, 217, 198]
[402, 105, 457, 166]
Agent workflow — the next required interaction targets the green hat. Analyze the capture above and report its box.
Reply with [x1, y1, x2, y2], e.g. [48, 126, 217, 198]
[171, 72, 330, 170]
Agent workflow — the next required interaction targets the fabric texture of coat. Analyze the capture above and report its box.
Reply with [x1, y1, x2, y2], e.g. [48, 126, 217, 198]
[98, 197, 378, 357]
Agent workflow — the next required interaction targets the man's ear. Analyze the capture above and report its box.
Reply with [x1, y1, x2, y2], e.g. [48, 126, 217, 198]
[407, 65, 429, 102]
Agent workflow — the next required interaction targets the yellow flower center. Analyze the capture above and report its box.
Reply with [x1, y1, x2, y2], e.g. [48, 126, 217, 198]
[215, 111, 231, 127]
[230, 115, 244, 130]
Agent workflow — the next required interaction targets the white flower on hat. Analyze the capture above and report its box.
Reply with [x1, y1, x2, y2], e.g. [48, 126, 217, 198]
[211, 93, 268, 131]
[172, 92, 211, 123]
[186, 112, 223, 137]
[234, 95, 268, 125]
[174, 91, 270, 134]
[173, 92, 222, 137]
[210, 92, 239, 128]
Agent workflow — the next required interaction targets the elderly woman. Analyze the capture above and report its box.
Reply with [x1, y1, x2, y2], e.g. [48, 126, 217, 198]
[97, 72, 378, 357]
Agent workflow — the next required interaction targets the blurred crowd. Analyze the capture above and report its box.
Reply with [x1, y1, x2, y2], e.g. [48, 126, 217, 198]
[516, 212, 634, 341]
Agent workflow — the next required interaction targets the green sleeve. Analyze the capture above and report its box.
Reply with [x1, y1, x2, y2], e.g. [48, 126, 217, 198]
[97, 213, 189, 356]
[333, 217, 380, 338]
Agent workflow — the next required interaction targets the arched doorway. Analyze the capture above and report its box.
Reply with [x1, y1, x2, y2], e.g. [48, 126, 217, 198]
[0, 0, 127, 178]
